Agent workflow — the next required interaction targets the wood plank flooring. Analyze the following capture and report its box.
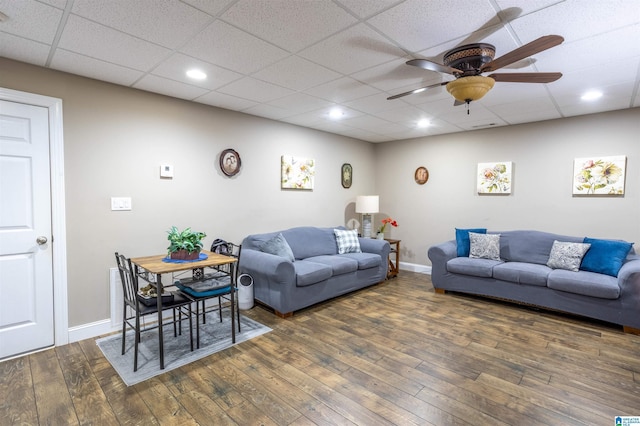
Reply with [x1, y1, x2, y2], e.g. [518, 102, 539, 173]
[2, 271, 640, 425]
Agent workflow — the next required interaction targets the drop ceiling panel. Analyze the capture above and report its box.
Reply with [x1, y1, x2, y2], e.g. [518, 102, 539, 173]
[0, 0, 62, 43]
[50, 49, 143, 86]
[0, 33, 50, 66]
[151, 53, 243, 90]
[252, 56, 342, 92]
[133, 74, 210, 100]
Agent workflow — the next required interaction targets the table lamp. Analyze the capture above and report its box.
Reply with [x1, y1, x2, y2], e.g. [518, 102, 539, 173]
[355, 195, 379, 238]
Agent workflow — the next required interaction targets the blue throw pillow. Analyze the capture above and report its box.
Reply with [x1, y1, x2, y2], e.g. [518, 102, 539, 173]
[455, 228, 487, 257]
[580, 237, 633, 277]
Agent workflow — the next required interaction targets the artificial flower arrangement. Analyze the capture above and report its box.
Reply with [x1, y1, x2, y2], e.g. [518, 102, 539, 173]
[378, 217, 398, 234]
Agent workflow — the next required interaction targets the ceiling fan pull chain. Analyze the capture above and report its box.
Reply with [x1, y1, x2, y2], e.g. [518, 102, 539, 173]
[466, 101, 470, 115]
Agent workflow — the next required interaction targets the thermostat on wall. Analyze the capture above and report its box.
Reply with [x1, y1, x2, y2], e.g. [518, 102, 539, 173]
[160, 164, 173, 178]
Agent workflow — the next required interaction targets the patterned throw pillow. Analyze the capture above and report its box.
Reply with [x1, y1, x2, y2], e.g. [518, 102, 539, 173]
[469, 232, 501, 261]
[334, 229, 362, 254]
[546, 240, 591, 272]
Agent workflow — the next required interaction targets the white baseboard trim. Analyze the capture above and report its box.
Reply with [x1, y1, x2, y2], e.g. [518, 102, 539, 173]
[68, 319, 117, 343]
[399, 261, 431, 275]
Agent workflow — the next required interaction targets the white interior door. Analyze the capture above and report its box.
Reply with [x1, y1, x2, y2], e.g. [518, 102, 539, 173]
[0, 99, 54, 359]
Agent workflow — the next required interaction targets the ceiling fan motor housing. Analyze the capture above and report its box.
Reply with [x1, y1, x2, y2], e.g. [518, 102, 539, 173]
[443, 43, 496, 75]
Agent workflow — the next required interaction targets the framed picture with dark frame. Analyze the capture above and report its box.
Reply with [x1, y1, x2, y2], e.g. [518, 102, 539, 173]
[220, 148, 241, 177]
[341, 163, 352, 188]
[415, 166, 429, 185]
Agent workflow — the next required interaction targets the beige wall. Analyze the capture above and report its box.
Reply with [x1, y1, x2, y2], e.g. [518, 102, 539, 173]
[0, 58, 376, 326]
[374, 108, 640, 265]
[2, 58, 640, 329]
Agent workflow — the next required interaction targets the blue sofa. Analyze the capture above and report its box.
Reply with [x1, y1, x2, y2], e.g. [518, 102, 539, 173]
[240, 226, 390, 317]
[428, 230, 640, 332]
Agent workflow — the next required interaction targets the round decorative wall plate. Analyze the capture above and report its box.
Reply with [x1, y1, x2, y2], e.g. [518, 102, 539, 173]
[415, 166, 429, 185]
[341, 163, 352, 188]
[220, 149, 241, 177]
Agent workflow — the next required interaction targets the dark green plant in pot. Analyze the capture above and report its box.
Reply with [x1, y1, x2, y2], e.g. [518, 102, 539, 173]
[167, 226, 207, 260]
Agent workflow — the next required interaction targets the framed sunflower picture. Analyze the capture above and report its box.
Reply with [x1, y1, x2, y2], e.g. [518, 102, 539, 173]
[572, 155, 626, 195]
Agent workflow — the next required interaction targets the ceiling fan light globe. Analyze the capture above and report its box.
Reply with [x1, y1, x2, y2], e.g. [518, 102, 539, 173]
[446, 76, 495, 103]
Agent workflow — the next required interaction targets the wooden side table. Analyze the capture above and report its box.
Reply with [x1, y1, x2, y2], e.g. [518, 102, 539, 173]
[385, 239, 400, 278]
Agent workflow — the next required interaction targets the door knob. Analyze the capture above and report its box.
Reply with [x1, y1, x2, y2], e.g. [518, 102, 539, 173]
[36, 236, 48, 245]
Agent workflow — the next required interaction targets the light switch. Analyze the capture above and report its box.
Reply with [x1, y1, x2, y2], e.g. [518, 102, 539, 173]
[111, 197, 132, 211]
[160, 164, 174, 178]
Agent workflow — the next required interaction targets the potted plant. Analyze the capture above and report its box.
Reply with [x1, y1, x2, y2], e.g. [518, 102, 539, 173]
[167, 226, 207, 260]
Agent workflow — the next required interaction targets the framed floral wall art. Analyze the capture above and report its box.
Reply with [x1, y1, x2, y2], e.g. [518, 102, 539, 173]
[477, 162, 512, 194]
[281, 155, 315, 189]
[573, 155, 626, 195]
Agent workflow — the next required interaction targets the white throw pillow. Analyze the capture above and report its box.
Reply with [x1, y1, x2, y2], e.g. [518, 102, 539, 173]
[469, 232, 501, 261]
[547, 240, 591, 272]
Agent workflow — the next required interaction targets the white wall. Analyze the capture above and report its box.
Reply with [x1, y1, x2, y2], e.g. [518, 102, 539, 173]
[374, 108, 640, 265]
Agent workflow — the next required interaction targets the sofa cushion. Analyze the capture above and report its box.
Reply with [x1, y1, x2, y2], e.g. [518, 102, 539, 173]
[455, 228, 487, 257]
[281, 227, 338, 259]
[446, 257, 501, 278]
[293, 260, 333, 287]
[547, 270, 620, 299]
[305, 255, 358, 276]
[259, 232, 295, 262]
[580, 237, 633, 277]
[546, 240, 591, 272]
[338, 252, 381, 270]
[333, 228, 362, 254]
[492, 262, 551, 287]
[499, 230, 582, 265]
[469, 233, 501, 261]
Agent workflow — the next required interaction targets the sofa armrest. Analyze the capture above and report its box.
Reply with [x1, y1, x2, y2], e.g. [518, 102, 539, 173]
[617, 255, 640, 299]
[427, 240, 457, 288]
[359, 237, 389, 256]
[239, 249, 295, 285]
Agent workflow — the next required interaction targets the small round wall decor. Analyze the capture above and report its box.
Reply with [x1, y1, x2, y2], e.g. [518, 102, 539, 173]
[220, 149, 241, 177]
[415, 166, 429, 185]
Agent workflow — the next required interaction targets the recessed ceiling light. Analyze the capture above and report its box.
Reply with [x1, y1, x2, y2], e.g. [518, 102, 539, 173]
[417, 119, 430, 128]
[186, 69, 207, 80]
[329, 108, 344, 119]
[581, 90, 602, 101]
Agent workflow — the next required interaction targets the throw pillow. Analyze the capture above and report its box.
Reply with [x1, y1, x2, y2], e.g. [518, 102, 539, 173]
[546, 240, 591, 272]
[334, 228, 362, 254]
[260, 233, 295, 262]
[455, 228, 487, 257]
[580, 237, 633, 277]
[469, 232, 501, 261]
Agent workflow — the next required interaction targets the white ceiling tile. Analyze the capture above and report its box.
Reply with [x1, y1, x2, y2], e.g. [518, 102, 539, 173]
[0, 32, 50, 66]
[346, 92, 409, 114]
[216, 77, 295, 103]
[71, 0, 212, 49]
[194, 91, 258, 110]
[0, 0, 62, 43]
[221, 0, 357, 52]
[39, 0, 69, 9]
[336, 0, 404, 19]
[50, 49, 143, 86]
[341, 114, 410, 134]
[351, 56, 441, 92]
[494, 1, 564, 17]
[182, 20, 289, 74]
[558, 97, 633, 118]
[267, 93, 333, 114]
[509, 0, 640, 44]
[253, 56, 341, 91]
[368, 0, 502, 53]
[58, 15, 171, 71]
[134, 75, 210, 100]
[242, 104, 293, 120]
[180, 0, 236, 17]
[299, 23, 406, 74]
[151, 53, 243, 90]
[305, 77, 381, 103]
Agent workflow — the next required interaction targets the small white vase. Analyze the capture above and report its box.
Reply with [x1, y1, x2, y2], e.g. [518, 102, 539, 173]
[376, 232, 384, 240]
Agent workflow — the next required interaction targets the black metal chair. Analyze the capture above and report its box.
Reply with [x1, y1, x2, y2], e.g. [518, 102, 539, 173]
[174, 242, 242, 348]
[114, 252, 194, 372]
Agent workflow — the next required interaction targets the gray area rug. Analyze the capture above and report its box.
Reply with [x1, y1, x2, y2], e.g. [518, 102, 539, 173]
[96, 312, 271, 386]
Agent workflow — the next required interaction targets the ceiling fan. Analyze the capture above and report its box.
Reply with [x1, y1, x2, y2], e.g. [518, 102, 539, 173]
[387, 35, 564, 106]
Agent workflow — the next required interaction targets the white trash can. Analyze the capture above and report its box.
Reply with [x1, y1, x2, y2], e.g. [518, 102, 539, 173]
[237, 273, 254, 310]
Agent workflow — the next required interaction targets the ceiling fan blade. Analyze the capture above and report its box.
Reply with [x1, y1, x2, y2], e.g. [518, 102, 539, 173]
[481, 35, 564, 72]
[489, 72, 562, 83]
[387, 82, 448, 100]
[407, 59, 462, 75]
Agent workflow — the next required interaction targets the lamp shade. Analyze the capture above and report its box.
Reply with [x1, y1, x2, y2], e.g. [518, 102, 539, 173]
[355, 195, 379, 214]
[446, 76, 495, 103]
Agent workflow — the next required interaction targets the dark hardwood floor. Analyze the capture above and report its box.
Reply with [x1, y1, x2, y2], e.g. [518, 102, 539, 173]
[2, 271, 640, 425]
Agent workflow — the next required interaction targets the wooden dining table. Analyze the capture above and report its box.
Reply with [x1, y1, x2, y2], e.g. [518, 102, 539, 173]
[129, 249, 237, 370]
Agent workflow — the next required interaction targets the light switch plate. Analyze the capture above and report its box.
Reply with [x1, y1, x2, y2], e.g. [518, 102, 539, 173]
[111, 197, 132, 211]
[160, 164, 174, 178]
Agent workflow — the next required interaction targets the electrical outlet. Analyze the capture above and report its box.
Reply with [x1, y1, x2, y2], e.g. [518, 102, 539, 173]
[111, 197, 132, 211]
